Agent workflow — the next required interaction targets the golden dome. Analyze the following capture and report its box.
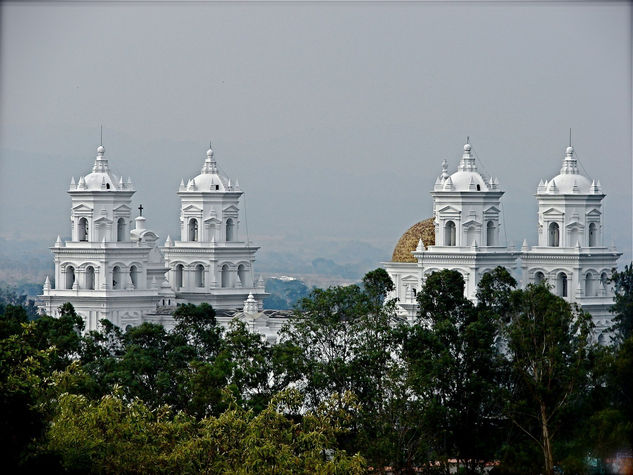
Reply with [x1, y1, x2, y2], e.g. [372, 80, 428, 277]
[391, 217, 435, 263]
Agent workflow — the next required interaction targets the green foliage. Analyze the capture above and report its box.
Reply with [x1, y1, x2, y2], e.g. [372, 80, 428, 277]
[1, 266, 629, 472]
[401, 269, 505, 472]
[501, 284, 595, 475]
[610, 264, 633, 341]
[0, 285, 39, 320]
[46, 389, 365, 474]
[0, 323, 53, 468]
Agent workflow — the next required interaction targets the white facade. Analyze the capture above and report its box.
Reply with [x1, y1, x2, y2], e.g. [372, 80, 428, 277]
[384, 141, 620, 337]
[161, 146, 267, 310]
[39, 146, 174, 331]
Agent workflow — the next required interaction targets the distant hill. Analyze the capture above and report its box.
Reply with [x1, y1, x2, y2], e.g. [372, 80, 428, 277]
[263, 277, 311, 310]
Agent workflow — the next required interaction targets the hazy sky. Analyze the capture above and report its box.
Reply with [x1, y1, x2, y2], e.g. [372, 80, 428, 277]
[1, 1, 631, 266]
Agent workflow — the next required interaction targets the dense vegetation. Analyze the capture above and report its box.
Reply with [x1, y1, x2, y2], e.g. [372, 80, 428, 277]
[0, 266, 631, 474]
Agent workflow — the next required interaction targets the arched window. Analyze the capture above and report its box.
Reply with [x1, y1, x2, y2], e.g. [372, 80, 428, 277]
[78, 217, 89, 242]
[534, 271, 545, 284]
[238, 264, 247, 287]
[117, 218, 126, 242]
[195, 264, 205, 287]
[221, 264, 230, 288]
[66, 266, 75, 289]
[486, 221, 495, 246]
[444, 221, 456, 246]
[600, 272, 609, 295]
[557, 272, 567, 297]
[86, 266, 95, 290]
[598, 333, 606, 346]
[589, 223, 597, 247]
[175, 264, 184, 289]
[130, 265, 138, 289]
[549, 222, 560, 247]
[585, 273, 595, 297]
[226, 218, 235, 242]
[189, 218, 199, 242]
[112, 266, 121, 290]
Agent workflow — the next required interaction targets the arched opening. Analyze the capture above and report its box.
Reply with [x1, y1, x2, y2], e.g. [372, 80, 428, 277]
[188, 218, 199, 242]
[175, 264, 184, 289]
[444, 221, 456, 246]
[600, 272, 608, 294]
[589, 223, 597, 247]
[557, 272, 567, 297]
[598, 333, 606, 346]
[548, 222, 560, 247]
[130, 265, 138, 289]
[195, 264, 205, 287]
[65, 266, 75, 289]
[486, 221, 495, 246]
[226, 218, 235, 242]
[78, 217, 89, 242]
[238, 264, 247, 287]
[112, 266, 121, 290]
[534, 271, 545, 284]
[585, 273, 595, 297]
[117, 218, 126, 242]
[221, 264, 230, 288]
[86, 266, 95, 290]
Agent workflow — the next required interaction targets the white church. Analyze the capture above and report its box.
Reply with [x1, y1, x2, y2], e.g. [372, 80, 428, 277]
[384, 141, 621, 341]
[39, 138, 621, 342]
[39, 143, 272, 333]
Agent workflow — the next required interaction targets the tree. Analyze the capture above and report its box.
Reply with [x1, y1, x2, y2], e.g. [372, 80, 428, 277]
[46, 388, 366, 474]
[278, 269, 402, 468]
[114, 322, 196, 409]
[172, 302, 222, 360]
[610, 263, 633, 341]
[401, 269, 504, 473]
[0, 323, 53, 469]
[501, 284, 595, 475]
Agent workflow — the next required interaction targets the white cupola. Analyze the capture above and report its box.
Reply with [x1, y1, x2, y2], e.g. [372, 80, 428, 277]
[431, 140, 504, 248]
[67, 145, 135, 243]
[177, 145, 242, 243]
[535, 144, 604, 248]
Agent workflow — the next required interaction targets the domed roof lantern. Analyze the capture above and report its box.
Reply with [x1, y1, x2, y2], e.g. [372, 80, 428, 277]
[458, 138, 477, 173]
[201, 142, 218, 174]
[93, 145, 109, 173]
[560, 144, 580, 175]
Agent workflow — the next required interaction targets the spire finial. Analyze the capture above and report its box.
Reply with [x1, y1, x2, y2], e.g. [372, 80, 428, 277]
[100, 125, 103, 146]
[138, 204, 143, 217]
[569, 128, 572, 147]
[467, 136, 470, 145]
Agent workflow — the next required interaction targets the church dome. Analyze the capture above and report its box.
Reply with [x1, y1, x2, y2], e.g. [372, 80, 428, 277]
[392, 217, 435, 262]
[434, 141, 499, 192]
[448, 170, 489, 192]
[72, 145, 132, 192]
[545, 173, 593, 194]
[538, 146, 596, 195]
[182, 146, 234, 192]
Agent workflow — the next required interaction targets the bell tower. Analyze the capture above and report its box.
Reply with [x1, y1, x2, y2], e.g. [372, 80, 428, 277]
[162, 144, 267, 309]
[521, 143, 620, 341]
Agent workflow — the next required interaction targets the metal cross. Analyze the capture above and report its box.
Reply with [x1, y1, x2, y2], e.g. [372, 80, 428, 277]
[138, 204, 143, 216]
